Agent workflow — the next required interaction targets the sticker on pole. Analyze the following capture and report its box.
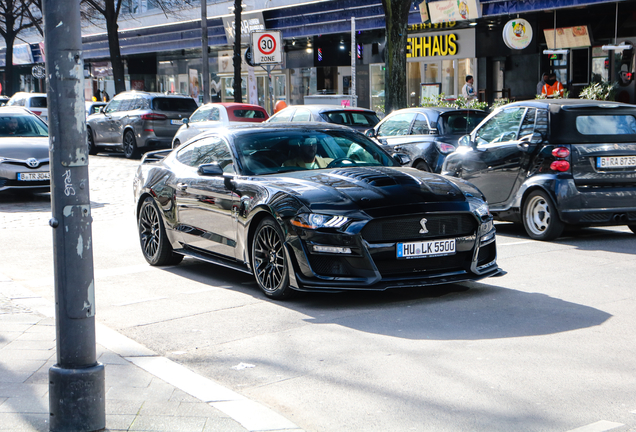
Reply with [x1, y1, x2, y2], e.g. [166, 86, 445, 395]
[251, 31, 283, 65]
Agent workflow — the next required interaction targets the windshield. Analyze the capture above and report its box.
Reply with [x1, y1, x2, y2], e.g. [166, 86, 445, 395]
[320, 111, 380, 128]
[440, 112, 487, 135]
[0, 114, 48, 137]
[234, 129, 397, 175]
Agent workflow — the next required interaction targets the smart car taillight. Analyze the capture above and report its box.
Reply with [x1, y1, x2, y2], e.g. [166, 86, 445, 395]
[436, 142, 456, 154]
[141, 113, 167, 120]
[31, 111, 42, 116]
[552, 147, 570, 158]
[550, 160, 570, 171]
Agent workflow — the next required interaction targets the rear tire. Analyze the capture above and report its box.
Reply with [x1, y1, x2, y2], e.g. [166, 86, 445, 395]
[251, 217, 295, 300]
[415, 161, 431, 172]
[123, 130, 140, 159]
[138, 197, 183, 266]
[522, 190, 564, 241]
[173, 139, 180, 149]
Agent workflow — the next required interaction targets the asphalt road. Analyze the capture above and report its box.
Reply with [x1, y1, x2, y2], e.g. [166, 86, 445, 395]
[2, 154, 635, 432]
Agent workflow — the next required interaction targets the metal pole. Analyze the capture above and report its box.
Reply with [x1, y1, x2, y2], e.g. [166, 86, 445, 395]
[43, 0, 105, 430]
[201, 0, 210, 104]
[351, 17, 356, 107]
[233, 0, 243, 102]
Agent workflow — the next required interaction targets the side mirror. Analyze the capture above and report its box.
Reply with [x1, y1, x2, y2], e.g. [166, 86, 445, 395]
[197, 162, 224, 176]
[365, 128, 376, 138]
[458, 135, 473, 147]
[183, 118, 189, 127]
[392, 153, 411, 165]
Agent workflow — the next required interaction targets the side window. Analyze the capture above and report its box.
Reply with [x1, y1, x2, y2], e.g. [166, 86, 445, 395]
[535, 109, 549, 137]
[209, 107, 220, 121]
[118, 97, 133, 112]
[190, 106, 212, 123]
[104, 99, 121, 114]
[475, 107, 524, 145]
[377, 113, 416, 137]
[268, 110, 293, 122]
[518, 108, 537, 139]
[411, 113, 430, 135]
[176, 136, 234, 171]
[292, 109, 311, 122]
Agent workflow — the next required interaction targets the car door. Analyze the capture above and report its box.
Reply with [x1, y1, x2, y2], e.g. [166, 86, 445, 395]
[109, 95, 135, 143]
[385, 113, 436, 162]
[455, 106, 529, 205]
[91, 98, 121, 144]
[173, 136, 238, 258]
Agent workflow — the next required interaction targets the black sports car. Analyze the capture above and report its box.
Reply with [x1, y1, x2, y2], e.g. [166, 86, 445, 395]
[133, 123, 504, 299]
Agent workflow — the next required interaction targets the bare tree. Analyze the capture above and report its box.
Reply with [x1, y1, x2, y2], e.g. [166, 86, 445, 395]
[80, 0, 193, 95]
[0, 0, 42, 96]
[381, 0, 411, 114]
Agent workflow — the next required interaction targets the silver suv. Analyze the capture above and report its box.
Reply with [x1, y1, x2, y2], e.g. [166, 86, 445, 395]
[86, 91, 198, 158]
[6, 92, 48, 122]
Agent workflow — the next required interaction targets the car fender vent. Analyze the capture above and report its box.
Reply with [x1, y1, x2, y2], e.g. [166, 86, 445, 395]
[330, 167, 417, 187]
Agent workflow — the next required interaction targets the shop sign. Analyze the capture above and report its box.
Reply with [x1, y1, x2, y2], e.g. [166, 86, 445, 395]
[544, 26, 591, 49]
[407, 28, 475, 59]
[223, 12, 265, 45]
[428, 0, 481, 24]
[502, 19, 532, 50]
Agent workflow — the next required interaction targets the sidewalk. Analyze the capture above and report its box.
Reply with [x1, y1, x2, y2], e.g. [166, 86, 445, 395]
[0, 275, 303, 432]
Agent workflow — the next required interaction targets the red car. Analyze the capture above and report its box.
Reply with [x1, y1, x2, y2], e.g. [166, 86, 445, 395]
[172, 103, 269, 148]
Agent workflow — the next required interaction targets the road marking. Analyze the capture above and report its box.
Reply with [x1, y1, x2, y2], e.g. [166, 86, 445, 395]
[497, 240, 536, 246]
[565, 420, 624, 432]
[115, 296, 168, 306]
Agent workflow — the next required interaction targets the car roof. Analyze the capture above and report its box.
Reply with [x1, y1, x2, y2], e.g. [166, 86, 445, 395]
[0, 106, 40, 115]
[282, 105, 377, 113]
[213, 103, 267, 109]
[115, 91, 195, 99]
[198, 121, 354, 137]
[9, 92, 46, 99]
[503, 98, 635, 111]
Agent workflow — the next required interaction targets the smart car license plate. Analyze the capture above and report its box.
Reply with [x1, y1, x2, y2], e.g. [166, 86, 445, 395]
[597, 156, 636, 169]
[397, 239, 456, 259]
[170, 119, 183, 125]
[18, 172, 50, 181]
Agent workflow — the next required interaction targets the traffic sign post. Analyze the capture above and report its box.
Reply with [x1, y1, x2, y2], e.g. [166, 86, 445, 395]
[250, 31, 283, 115]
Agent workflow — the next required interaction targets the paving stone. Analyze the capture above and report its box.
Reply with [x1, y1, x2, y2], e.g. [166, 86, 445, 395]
[104, 413, 138, 431]
[105, 399, 144, 416]
[0, 395, 48, 414]
[128, 414, 207, 431]
[0, 383, 48, 398]
[0, 412, 49, 431]
[105, 363, 154, 388]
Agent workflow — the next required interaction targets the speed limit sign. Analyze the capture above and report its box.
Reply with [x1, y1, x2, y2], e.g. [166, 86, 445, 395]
[251, 31, 283, 65]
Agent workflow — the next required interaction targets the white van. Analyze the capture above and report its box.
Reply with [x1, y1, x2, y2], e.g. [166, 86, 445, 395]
[7, 92, 48, 122]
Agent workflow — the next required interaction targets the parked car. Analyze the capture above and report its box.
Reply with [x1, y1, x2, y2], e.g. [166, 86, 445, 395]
[0, 96, 10, 106]
[133, 122, 504, 299]
[86, 91, 198, 158]
[441, 99, 636, 241]
[172, 102, 268, 148]
[6, 92, 48, 122]
[266, 105, 380, 131]
[0, 107, 50, 193]
[85, 101, 106, 118]
[365, 107, 488, 173]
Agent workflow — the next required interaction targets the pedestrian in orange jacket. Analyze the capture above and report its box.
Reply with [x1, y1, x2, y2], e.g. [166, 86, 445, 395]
[541, 72, 564, 98]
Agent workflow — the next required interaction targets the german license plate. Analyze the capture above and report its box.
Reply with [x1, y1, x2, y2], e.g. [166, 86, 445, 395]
[597, 156, 636, 169]
[170, 119, 183, 125]
[397, 238, 456, 259]
[18, 172, 50, 181]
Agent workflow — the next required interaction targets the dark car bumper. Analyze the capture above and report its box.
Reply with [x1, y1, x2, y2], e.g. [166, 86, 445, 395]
[285, 213, 503, 292]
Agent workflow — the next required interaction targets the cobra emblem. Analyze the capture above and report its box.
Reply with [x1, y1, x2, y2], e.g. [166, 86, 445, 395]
[419, 218, 429, 234]
[26, 158, 39, 168]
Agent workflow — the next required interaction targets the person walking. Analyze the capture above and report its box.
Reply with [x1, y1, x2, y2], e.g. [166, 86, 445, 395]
[541, 73, 564, 98]
[462, 75, 476, 102]
[536, 72, 549, 96]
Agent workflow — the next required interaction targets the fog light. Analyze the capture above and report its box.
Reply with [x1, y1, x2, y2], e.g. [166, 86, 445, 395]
[313, 245, 352, 254]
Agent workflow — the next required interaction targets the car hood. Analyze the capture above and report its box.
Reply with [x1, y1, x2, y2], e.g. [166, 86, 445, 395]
[258, 166, 471, 214]
[0, 137, 49, 160]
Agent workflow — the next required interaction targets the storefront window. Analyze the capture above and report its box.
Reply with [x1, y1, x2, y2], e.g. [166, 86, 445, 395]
[370, 64, 385, 114]
[289, 68, 317, 105]
[221, 77, 247, 103]
[442, 60, 455, 97]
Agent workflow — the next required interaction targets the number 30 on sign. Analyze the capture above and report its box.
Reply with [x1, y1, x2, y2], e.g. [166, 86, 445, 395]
[250, 31, 283, 65]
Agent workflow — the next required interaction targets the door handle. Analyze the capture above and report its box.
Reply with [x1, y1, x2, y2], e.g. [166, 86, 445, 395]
[176, 183, 187, 191]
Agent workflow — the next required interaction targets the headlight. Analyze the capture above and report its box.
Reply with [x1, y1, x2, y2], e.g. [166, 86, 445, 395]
[468, 198, 491, 219]
[291, 213, 349, 229]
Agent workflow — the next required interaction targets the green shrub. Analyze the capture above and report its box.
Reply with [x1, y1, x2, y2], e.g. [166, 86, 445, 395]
[420, 94, 488, 111]
[579, 81, 617, 101]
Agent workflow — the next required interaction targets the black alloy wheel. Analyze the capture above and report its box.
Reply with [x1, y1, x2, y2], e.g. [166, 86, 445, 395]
[138, 197, 183, 266]
[251, 217, 294, 299]
[123, 130, 140, 159]
[87, 127, 98, 155]
[522, 190, 565, 241]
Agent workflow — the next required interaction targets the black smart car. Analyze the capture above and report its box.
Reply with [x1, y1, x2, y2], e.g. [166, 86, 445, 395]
[441, 99, 636, 241]
[365, 107, 487, 173]
[134, 123, 504, 299]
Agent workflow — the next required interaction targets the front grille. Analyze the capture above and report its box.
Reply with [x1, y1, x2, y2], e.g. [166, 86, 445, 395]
[362, 214, 476, 243]
[628, 212, 636, 221]
[373, 251, 472, 277]
[309, 255, 354, 276]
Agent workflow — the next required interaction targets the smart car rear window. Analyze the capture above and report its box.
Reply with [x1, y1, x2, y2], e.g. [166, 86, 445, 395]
[233, 109, 266, 119]
[30, 97, 47, 108]
[152, 97, 198, 112]
[575, 115, 636, 135]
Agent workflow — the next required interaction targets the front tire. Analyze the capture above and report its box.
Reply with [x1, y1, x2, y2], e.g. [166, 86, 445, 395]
[251, 217, 294, 299]
[87, 127, 98, 155]
[123, 130, 140, 159]
[138, 197, 183, 266]
[522, 190, 564, 241]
